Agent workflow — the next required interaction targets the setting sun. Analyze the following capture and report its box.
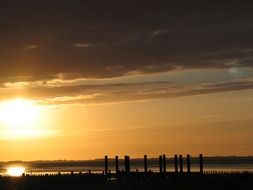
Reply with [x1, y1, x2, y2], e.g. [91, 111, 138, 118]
[0, 99, 42, 138]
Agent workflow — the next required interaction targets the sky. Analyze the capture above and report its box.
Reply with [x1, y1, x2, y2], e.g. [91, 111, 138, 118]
[0, 0, 253, 161]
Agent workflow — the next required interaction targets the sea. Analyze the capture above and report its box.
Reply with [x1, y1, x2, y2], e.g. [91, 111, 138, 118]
[1, 157, 253, 176]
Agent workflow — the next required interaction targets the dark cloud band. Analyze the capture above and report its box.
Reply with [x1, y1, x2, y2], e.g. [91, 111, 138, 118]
[0, 1, 253, 83]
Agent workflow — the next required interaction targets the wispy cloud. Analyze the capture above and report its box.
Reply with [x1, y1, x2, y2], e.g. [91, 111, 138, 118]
[0, 129, 60, 140]
[73, 43, 90, 48]
[150, 30, 168, 37]
[24, 45, 38, 50]
[1, 79, 253, 105]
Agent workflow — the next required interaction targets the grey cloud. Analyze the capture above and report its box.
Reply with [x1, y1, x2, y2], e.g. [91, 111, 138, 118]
[0, 1, 253, 83]
[150, 30, 169, 37]
[73, 43, 91, 48]
[24, 45, 38, 50]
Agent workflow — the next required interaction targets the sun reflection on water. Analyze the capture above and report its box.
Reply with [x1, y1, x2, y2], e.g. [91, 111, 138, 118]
[7, 166, 26, 177]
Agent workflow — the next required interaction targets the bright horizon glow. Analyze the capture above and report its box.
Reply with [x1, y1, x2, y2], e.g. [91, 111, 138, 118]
[7, 166, 26, 177]
[0, 99, 42, 138]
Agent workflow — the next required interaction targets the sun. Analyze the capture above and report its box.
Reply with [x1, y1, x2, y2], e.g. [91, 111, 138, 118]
[0, 99, 41, 137]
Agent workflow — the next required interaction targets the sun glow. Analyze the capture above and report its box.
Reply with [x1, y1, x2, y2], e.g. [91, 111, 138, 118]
[0, 99, 42, 138]
[7, 166, 26, 177]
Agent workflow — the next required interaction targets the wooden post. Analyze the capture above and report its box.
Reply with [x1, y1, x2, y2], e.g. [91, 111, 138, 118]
[115, 156, 119, 174]
[124, 155, 127, 173]
[125, 155, 130, 173]
[187, 154, 191, 173]
[144, 155, 148, 173]
[179, 154, 183, 173]
[174, 154, 178, 173]
[104, 155, 108, 175]
[162, 154, 166, 173]
[199, 154, 203, 174]
[159, 155, 163, 173]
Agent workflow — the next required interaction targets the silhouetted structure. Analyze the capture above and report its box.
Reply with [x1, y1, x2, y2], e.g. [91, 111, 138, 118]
[162, 154, 166, 173]
[159, 155, 163, 173]
[187, 154, 191, 173]
[199, 154, 203, 174]
[124, 155, 130, 173]
[115, 156, 119, 174]
[104, 155, 108, 175]
[174, 154, 178, 173]
[179, 155, 183, 173]
[144, 155, 148, 173]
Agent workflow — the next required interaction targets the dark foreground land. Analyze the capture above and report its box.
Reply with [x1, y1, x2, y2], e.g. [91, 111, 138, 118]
[0, 172, 252, 190]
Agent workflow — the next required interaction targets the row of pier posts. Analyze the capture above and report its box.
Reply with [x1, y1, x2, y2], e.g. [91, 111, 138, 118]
[104, 154, 203, 174]
[173, 154, 189, 173]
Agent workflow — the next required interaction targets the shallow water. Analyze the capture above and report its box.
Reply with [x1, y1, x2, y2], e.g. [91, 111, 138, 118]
[1, 157, 253, 176]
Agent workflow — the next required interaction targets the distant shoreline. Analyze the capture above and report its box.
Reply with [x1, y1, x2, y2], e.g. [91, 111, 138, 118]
[1, 155, 253, 164]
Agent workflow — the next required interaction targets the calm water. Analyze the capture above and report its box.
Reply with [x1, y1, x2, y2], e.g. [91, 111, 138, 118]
[1, 157, 253, 176]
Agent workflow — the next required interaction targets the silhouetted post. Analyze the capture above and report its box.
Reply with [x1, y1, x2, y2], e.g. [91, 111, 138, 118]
[179, 155, 183, 173]
[105, 155, 108, 175]
[125, 155, 130, 173]
[144, 155, 148, 173]
[199, 154, 203, 174]
[187, 154, 191, 173]
[115, 156, 119, 174]
[159, 155, 163, 173]
[174, 154, 178, 173]
[162, 154, 166, 173]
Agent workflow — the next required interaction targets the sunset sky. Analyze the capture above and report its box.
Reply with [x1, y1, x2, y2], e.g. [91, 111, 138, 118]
[0, 1, 253, 161]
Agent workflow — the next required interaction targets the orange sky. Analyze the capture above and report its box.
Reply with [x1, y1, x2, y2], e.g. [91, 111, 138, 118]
[1, 83, 253, 161]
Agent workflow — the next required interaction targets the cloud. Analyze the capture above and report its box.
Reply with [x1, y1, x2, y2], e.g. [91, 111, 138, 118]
[73, 43, 90, 48]
[1, 79, 253, 105]
[150, 30, 169, 37]
[0, 1, 253, 83]
[25, 45, 38, 50]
